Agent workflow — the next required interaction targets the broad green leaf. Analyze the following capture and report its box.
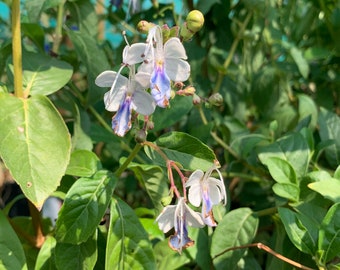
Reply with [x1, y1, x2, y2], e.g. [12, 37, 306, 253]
[144, 131, 217, 171]
[128, 162, 168, 214]
[257, 132, 309, 177]
[260, 157, 297, 184]
[335, 165, 340, 180]
[272, 183, 300, 202]
[152, 96, 193, 132]
[71, 105, 93, 151]
[34, 236, 56, 270]
[65, 149, 101, 177]
[0, 211, 27, 270]
[307, 171, 340, 203]
[278, 207, 317, 255]
[8, 51, 73, 96]
[297, 94, 318, 130]
[21, 23, 45, 51]
[55, 230, 97, 270]
[318, 107, 340, 168]
[211, 208, 259, 270]
[0, 94, 71, 208]
[106, 197, 156, 270]
[66, 29, 110, 105]
[318, 203, 340, 263]
[289, 46, 309, 79]
[55, 170, 117, 244]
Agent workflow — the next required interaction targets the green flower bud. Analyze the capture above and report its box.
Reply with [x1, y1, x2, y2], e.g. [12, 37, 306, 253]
[180, 22, 194, 42]
[169, 26, 179, 38]
[161, 196, 173, 206]
[186, 10, 204, 33]
[208, 93, 223, 106]
[137, 20, 156, 34]
[162, 24, 170, 43]
[135, 129, 147, 143]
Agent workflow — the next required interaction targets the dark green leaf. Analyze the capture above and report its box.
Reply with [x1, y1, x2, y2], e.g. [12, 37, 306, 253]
[55, 230, 97, 270]
[55, 170, 117, 244]
[0, 210, 27, 270]
[289, 46, 309, 79]
[106, 197, 156, 269]
[34, 236, 56, 270]
[0, 94, 71, 208]
[211, 208, 259, 270]
[144, 131, 217, 171]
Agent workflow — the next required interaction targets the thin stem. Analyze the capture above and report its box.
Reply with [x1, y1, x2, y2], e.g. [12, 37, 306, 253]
[210, 131, 239, 160]
[212, 11, 252, 94]
[142, 141, 169, 162]
[198, 105, 208, 125]
[168, 160, 187, 199]
[167, 161, 181, 199]
[225, 172, 262, 182]
[114, 143, 142, 178]
[255, 207, 278, 217]
[28, 201, 45, 248]
[213, 242, 315, 270]
[52, 1, 65, 55]
[11, 0, 23, 98]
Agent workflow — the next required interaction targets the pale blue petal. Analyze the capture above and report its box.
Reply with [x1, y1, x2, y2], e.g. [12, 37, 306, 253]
[185, 203, 205, 228]
[164, 38, 188, 59]
[165, 58, 190, 82]
[95, 71, 127, 88]
[185, 170, 204, 187]
[150, 64, 171, 107]
[104, 88, 125, 112]
[123, 43, 146, 65]
[131, 89, 156, 115]
[155, 205, 177, 233]
[111, 95, 132, 136]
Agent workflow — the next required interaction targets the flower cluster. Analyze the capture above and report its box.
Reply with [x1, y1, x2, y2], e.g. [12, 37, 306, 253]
[95, 23, 191, 136]
[156, 165, 226, 253]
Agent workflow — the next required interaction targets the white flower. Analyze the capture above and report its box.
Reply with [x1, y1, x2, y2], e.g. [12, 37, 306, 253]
[141, 26, 191, 108]
[95, 66, 155, 136]
[156, 197, 204, 253]
[185, 166, 227, 226]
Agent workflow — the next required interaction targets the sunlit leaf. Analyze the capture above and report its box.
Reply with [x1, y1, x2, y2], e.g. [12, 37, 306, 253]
[0, 210, 27, 270]
[55, 170, 117, 244]
[211, 208, 259, 270]
[308, 171, 340, 203]
[65, 149, 101, 177]
[34, 236, 56, 270]
[106, 197, 156, 269]
[0, 93, 71, 208]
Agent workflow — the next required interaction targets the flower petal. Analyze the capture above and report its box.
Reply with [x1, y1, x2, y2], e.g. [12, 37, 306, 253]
[164, 38, 188, 60]
[123, 43, 146, 65]
[184, 204, 205, 228]
[187, 184, 202, 207]
[150, 64, 171, 107]
[135, 70, 151, 88]
[95, 70, 128, 88]
[165, 58, 190, 82]
[131, 89, 156, 115]
[155, 205, 177, 233]
[185, 170, 204, 187]
[168, 232, 194, 252]
[111, 95, 132, 136]
[103, 87, 126, 112]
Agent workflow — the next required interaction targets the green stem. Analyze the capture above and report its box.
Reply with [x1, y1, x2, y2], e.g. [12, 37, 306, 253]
[11, 0, 23, 98]
[114, 143, 142, 178]
[52, 1, 65, 55]
[212, 11, 252, 94]
[255, 207, 278, 217]
[225, 172, 263, 182]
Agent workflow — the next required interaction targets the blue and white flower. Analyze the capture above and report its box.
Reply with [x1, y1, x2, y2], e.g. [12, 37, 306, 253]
[156, 197, 204, 253]
[185, 166, 227, 226]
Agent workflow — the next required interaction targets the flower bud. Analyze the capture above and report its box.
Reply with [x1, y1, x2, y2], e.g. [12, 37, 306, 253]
[162, 24, 170, 43]
[169, 26, 179, 38]
[146, 120, 154, 130]
[137, 20, 155, 34]
[208, 93, 223, 106]
[192, 93, 201, 105]
[161, 196, 173, 206]
[186, 10, 204, 33]
[135, 129, 147, 143]
[180, 22, 194, 42]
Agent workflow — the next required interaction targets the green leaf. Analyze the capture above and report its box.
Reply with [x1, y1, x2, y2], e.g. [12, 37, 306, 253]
[106, 197, 156, 270]
[272, 183, 300, 202]
[318, 203, 340, 264]
[297, 94, 318, 130]
[152, 96, 193, 132]
[318, 107, 340, 168]
[34, 236, 56, 270]
[55, 170, 117, 244]
[278, 207, 317, 255]
[260, 157, 297, 184]
[0, 94, 71, 208]
[289, 46, 309, 79]
[21, 23, 45, 51]
[7, 51, 73, 96]
[55, 230, 97, 270]
[211, 208, 259, 270]
[71, 104, 93, 151]
[128, 162, 169, 214]
[154, 240, 190, 269]
[308, 173, 340, 203]
[0, 210, 28, 270]
[258, 132, 309, 177]
[65, 149, 101, 177]
[144, 131, 217, 171]
[66, 29, 110, 105]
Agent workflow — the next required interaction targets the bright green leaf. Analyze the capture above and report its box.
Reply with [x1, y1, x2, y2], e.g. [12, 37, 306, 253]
[8, 51, 73, 96]
[65, 149, 101, 177]
[106, 197, 156, 270]
[0, 210, 27, 270]
[307, 171, 340, 203]
[260, 157, 297, 184]
[55, 230, 97, 270]
[34, 236, 56, 270]
[318, 203, 340, 264]
[0, 94, 71, 208]
[144, 131, 218, 171]
[272, 183, 300, 202]
[128, 162, 169, 214]
[211, 208, 259, 270]
[55, 170, 117, 244]
[278, 207, 317, 255]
